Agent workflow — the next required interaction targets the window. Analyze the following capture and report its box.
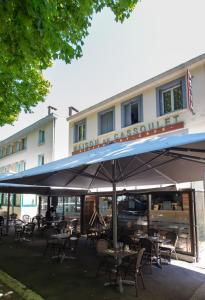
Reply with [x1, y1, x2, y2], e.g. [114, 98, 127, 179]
[38, 130, 45, 145]
[156, 77, 186, 116]
[14, 194, 21, 207]
[6, 145, 12, 155]
[122, 96, 143, 127]
[38, 154, 44, 166]
[98, 108, 115, 135]
[15, 161, 26, 173]
[22, 138, 27, 150]
[74, 119, 86, 143]
[15, 142, 20, 152]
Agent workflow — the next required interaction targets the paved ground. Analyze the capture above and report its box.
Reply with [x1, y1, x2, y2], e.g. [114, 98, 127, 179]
[0, 233, 205, 300]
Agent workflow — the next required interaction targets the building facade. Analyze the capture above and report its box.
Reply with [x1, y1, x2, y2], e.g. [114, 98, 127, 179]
[67, 53, 205, 261]
[68, 54, 205, 155]
[0, 111, 68, 218]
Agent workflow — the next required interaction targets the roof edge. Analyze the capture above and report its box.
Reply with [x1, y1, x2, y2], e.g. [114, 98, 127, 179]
[0, 114, 57, 146]
[67, 52, 205, 122]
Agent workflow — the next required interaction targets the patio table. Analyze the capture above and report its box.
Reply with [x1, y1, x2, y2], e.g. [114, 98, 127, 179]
[145, 236, 171, 268]
[50, 233, 78, 263]
[130, 235, 170, 268]
[103, 248, 138, 293]
[50, 233, 70, 239]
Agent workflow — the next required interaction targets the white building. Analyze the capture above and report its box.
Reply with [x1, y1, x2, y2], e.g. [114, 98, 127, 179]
[68, 53, 205, 155]
[0, 110, 68, 218]
[67, 53, 205, 261]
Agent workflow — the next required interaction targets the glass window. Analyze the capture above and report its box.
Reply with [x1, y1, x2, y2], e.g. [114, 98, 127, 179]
[38, 154, 44, 166]
[162, 90, 172, 114]
[74, 120, 86, 143]
[0, 193, 3, 207]
[56, 196, 81, 220]
[22, 137, 27, 149]
[173, 85, 183, 110]
[150, 192, 192, 254]
[162, 85, 183, 114]
[98, 108, 114, 135]
[22, 194, 37, 206]
[15, 161, 26, 173]
[157, 77, 186, 116]
[117, 194, 148, 233]
[14, 194, 21, 207]
[122, 96, 143, 127]
[38, 130, 45, 145]
[15, 142, 20, 152]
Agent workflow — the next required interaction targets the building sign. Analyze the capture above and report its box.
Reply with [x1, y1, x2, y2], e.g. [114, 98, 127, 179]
[73, 114, 184, 154]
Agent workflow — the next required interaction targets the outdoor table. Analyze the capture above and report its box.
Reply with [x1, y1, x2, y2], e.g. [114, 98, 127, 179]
[131, 235, 170, 268]
[103, 248, 138, 293]
[146, 236, 171, 268]
[50, 233, 78, 263]
[50, 233, 70, 239]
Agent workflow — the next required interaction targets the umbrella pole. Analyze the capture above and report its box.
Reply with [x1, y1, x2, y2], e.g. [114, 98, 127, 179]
[62, 197, 65, 220]
[112, 160, 118, 250]
[37, 196, 42, 229]
[6, 193, 11, 235]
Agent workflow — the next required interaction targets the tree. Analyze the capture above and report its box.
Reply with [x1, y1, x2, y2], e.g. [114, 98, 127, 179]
[0, 0, 138, 126]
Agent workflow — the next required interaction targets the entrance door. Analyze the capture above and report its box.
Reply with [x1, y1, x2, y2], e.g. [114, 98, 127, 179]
[84, 196, 96, 230]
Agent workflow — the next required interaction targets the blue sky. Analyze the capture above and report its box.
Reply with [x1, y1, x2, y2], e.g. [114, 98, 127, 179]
[1, 0, 205, 139]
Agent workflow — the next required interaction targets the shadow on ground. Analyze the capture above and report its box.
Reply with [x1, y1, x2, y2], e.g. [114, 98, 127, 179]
[0, 233, 205, 300]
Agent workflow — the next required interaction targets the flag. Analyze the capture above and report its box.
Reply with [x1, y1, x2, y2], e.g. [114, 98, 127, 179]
[186, 69, 194, 114]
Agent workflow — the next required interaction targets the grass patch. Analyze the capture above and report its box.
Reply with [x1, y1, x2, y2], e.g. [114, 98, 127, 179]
[0, 271, 44, 300]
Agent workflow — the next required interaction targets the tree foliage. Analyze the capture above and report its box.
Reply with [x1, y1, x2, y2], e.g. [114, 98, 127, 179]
[0, 0, 138, 126]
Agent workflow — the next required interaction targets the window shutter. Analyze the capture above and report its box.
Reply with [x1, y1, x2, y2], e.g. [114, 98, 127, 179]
[107, 111, 113, 132]
[124, 104, 131, 127]
[181, 78, 187, 108]
[156, 89, 162, 116]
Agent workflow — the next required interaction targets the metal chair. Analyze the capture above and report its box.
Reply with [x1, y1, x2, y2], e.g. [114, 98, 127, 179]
[22, 222, 36, 241]
[96, 239, 115, 278]
[56, 220, 67, 234]
[22, 214, 30, 224]
[139, 238, 158, 273]
[117, 248, 146, 297]
[0, 216, 6, 236]
[14, 219, 24, 241]
[148, 228, 159, 237]
[160, 231, 178, 262]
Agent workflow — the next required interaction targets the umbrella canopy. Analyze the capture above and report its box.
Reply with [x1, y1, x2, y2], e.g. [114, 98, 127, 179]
[1, 132, 205, 249]
[0, 183, 88, 196]
[1, 132, 205, 189]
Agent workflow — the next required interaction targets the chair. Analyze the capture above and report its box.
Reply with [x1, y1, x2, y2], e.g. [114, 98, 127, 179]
[69, 219, 78, 235]
[22, 222, 36, 241]
[117, 248, 146, 297]
[148, 228, 159, 237]
[32, 215, 43, 229]
[160, 231, 178, 262]
[43, 227, 65, 257]
[96, 239, 115, 277]
[56, 220, 67, 234]
[22, 214, 30, 224]
[0, 216, 6, 236]
[139, 238, 159, 273]
[10, 213, 17, 226]
[14, 219, 25, 241]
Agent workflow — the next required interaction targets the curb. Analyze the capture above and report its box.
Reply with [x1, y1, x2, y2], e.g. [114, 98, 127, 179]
[0, 270, 44, 300]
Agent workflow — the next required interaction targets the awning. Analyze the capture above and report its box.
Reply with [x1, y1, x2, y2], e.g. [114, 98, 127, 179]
[0, 183, 88, 196]
[1, 132, 205, 249]
[1, 132, 205, 188]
